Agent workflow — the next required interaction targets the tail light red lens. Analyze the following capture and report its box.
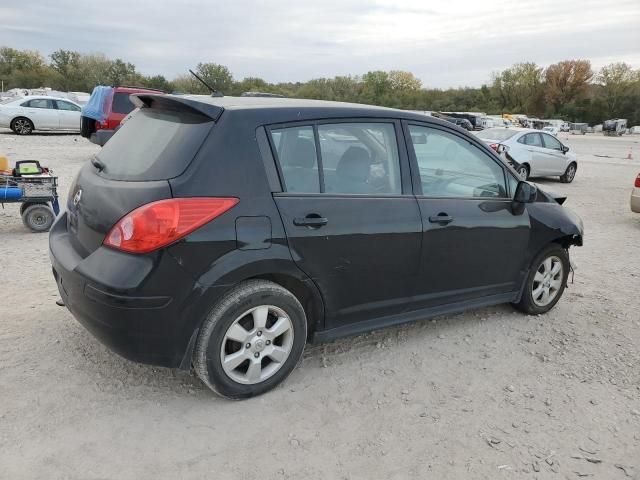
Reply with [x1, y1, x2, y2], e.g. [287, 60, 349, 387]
[104, 197, 239, 254]
[635, 174, 640, 188]
[489, 143, 498, 151]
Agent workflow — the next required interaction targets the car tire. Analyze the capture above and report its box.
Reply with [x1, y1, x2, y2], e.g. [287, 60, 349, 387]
[516, 164, 529, 180]
[512, 244, 570, 315]
[21, 203, 55, 232]
[11, 117, 34, 135]
[193, 280, 307, 399]
[560, 162, 577, 183]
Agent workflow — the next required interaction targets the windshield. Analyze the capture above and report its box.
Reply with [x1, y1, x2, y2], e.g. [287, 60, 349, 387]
[96, 108, 213, 181]
[475, 128, 518, 141]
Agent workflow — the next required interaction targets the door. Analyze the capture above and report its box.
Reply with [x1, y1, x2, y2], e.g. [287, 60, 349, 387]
[540, 133, 569, 175]
[405, 122, 530, 308]
[269, 121, 422, 327]
[517, 132, 548, 175]
[22, 98, 59, 129]
[54, 100, 81, 130]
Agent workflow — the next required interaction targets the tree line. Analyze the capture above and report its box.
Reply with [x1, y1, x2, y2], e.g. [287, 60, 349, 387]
[1, 46, 639, 125]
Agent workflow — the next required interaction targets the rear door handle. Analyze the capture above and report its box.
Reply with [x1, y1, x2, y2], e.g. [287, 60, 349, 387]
[428, 214, 453, 225]
[293, 215, 328, 228]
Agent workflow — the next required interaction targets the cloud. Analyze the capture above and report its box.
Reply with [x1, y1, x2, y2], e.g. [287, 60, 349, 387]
[1, 0, 639, 88]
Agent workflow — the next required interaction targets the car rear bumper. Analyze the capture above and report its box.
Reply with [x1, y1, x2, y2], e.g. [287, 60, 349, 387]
[631, 187, 640, 213]
[49, 211, 226, 368]
[89, 129, 115, 146]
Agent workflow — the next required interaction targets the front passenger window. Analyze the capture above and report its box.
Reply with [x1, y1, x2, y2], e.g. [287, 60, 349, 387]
[408, 125, 507, 198]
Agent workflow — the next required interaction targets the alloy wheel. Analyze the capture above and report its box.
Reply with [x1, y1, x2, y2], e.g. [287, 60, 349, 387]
[220, 305, 294, 385]
[517, 166, 528, 179]
[565, 165, 576, 182]
[532, 256, 563, 307]
[14, 119, 32, 134]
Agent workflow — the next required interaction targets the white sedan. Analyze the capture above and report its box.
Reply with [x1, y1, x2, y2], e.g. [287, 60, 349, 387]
[0, 96, 82, 135]
[475, 127, 578, 183]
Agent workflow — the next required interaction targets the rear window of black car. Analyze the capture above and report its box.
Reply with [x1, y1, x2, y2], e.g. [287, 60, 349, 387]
[96, 108, 213, 181]
[112, 92, 136, 114]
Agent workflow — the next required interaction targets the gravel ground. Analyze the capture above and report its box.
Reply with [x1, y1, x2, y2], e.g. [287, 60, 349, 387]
[1, 129, 639, 479]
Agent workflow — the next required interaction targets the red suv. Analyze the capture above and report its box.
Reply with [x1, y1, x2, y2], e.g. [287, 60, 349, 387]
[81, 86, 165, 146]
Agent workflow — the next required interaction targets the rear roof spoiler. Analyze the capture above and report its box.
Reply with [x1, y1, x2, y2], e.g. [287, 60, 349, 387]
[131, 94, 224, 121]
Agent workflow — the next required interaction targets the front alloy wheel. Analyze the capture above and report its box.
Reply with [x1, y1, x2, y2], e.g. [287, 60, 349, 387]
[12, 118, 33, 135]
[512, 244, 570, 315]
[531, 256, 564, 307]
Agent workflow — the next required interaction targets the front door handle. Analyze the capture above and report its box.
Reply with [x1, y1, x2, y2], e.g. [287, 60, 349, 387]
[428, 213, 453, 225]
[293, 215, 328, 228]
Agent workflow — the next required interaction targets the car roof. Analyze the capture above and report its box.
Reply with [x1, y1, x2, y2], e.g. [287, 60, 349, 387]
[10, 95, 79, 104]
[172, 94, 445, 122]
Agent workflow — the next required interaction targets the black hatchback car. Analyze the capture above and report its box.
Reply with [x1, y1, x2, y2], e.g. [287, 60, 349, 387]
[49, 94, 583, 398]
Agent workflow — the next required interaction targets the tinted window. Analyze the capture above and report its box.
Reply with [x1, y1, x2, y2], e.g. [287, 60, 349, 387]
[475, 128, 517, 141]
[518, 133, 543, 147]
[96, 108, 213, 181]
[409, 125, 507, 198]
[112, 92, 135, 114]
[270, 126, 320, 193]
[56, 100, 81, 111]
[22, 99, 54, 109]
[319, 123, 401, 195]
[541, 133, 562, 151]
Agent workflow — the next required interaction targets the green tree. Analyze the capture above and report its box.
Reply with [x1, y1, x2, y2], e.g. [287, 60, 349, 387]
[196, 63, 233, 93]
[596, 62, 638, 116]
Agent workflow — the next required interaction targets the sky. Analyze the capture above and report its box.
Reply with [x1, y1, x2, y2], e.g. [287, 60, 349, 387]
[1, 0, 639, 88]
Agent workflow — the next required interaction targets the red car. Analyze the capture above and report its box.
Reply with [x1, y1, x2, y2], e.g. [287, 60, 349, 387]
[81, 86, 165, 146]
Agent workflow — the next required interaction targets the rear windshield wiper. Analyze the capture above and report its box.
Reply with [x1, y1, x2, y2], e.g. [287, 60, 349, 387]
[91, 157, 106, 172]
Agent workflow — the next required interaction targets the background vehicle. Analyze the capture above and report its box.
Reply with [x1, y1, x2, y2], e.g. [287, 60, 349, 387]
[569, 123, 589, 135]
[80, 85, 165, 145]
[0, 96, 81, 135]
[542, 126, 560, 136]
[631, 173, 640, 213]
[603, 118, 627, 136]
[443, 116, 473, 130]
[475, 127, 578, 182]
[50, 95, 583, 398]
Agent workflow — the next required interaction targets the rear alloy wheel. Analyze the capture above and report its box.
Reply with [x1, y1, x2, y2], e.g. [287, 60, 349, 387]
[512, 244, 569, 315]
[11, 117, 34, 135]
[516, 164, 529, 180]
[560, 163, 576, 183]
[194, 280, 307, 399]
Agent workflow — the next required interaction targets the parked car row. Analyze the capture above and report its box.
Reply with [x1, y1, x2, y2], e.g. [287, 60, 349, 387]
[49, 94, 584, 398]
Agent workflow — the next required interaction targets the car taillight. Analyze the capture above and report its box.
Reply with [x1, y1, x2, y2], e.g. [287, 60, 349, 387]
[489, 143, 499, 151]
[635, 174, 640, 188]
[104, 197, 239, 254]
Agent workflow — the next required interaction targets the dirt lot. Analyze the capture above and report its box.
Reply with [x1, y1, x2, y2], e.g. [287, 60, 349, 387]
[1, 129, 639, 479]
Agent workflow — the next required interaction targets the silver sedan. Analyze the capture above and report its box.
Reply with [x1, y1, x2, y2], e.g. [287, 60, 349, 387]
[475, 127, 578, 183]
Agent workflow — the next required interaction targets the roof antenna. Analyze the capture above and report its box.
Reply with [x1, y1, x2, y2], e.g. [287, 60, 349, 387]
[189, 69, 224, 97]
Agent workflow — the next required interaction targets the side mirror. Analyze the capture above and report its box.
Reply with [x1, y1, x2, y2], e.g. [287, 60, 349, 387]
[496, 144, 509, 154]
[561, 145, 569, 154]
[514, 181, 537, 203]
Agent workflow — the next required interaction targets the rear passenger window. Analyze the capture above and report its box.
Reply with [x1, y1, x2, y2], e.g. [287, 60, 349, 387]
[269, 123, 402, 195]
[270, 126, 320, 193]
[518, 133, 542, 147]
[318, 123, 401, 195]
[22, 99, 54, 109]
